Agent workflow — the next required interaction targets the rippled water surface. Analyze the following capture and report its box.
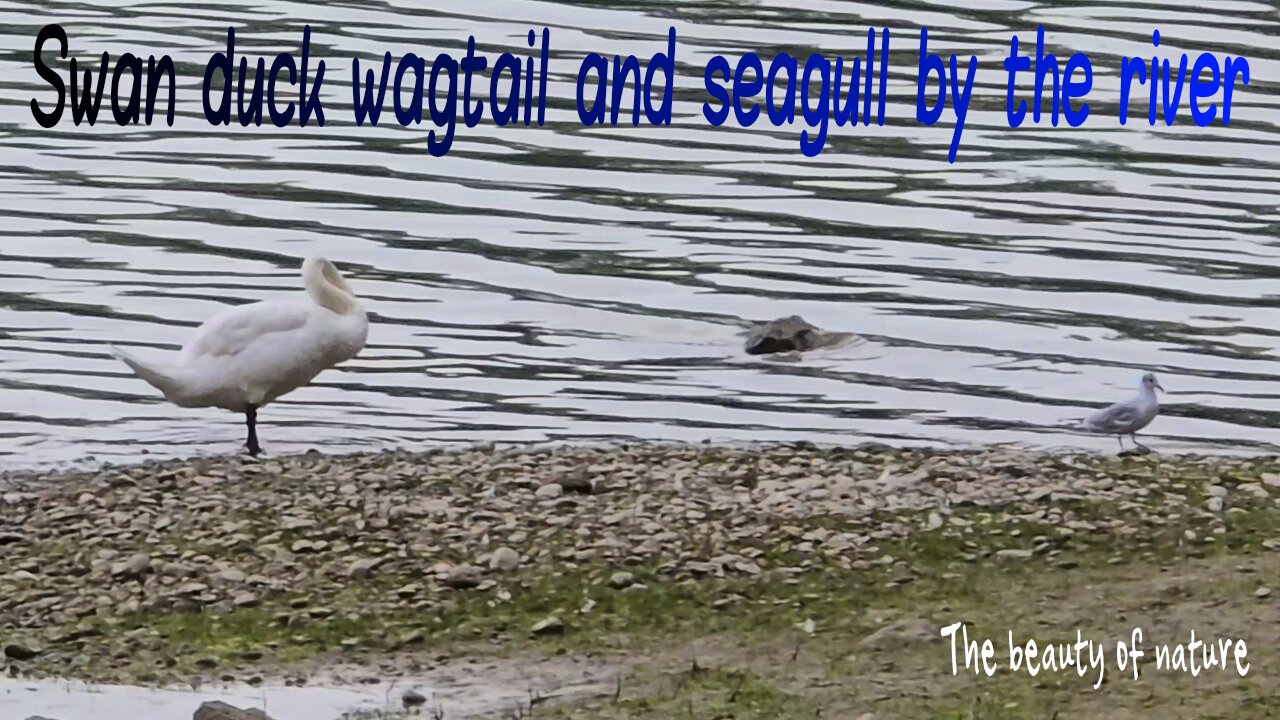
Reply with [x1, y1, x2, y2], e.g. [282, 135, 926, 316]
[1, 0, 1278, 468]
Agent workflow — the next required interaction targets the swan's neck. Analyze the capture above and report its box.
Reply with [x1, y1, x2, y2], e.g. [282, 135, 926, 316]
[304, 261, 359, 315]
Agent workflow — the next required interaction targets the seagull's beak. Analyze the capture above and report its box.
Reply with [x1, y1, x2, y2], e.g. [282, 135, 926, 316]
[1156, 383, 1166, 393]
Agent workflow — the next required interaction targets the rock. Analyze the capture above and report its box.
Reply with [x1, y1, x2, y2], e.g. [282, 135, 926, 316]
[347, 558, 381, 580]
[531, 616, 564, 636]
[535, 483, 564, 499]
[743, 315, 854, 355]
[192, 701, 275, 720]
[995, 549, 1034, 560]
[113, 552, 152, 579]
[1238, 483, 1270, 499]
[488, 547, 521, 572]
[1262, 473, 1280, 489]
[858, 619, 938, 650]
[608, 571, 636, 589]
[1206, 497, 1225, 513]
[443, 565, 482, 590]
[4, 643, 40, 661]
[1206, 485, 1228, 498]
[402, 689, 427, 708]
[927, 512, 943, 530]
[558, 475, 594, 495]
[213, 568, 247, 585]
[1256, 587, 1272, 599]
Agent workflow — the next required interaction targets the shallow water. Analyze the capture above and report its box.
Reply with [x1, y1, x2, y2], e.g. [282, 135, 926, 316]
[1, 1, 1278, 469]
[0, 654, 612, 719]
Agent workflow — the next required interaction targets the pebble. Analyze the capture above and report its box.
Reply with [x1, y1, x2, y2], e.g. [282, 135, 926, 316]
[443, 565, 482, 590]
[0, 443, 1272, 686]
[488, 547, 521, 572]
[402, 689, 427, 707]
[995, 549, 1033, 560]
[535, 483, 564, 499]
[4, 643, 40, 661]
[347, 558, 381, 580]
[112, 552, 151, 579]
[531, 616, 565, 636]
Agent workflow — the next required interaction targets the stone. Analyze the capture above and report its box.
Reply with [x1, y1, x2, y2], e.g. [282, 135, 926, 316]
[213, 568, 247, 585]
[347, 558, 381, 579]
[4, 644, 40, 661]
[608, 571, 636, 589]
[192, 701, 275, 720]
[531, 616, 564, 636]
[113, 552, 152, 579]
[443, 565, 482, 590]
[559, 475, 594, 495]
[858, 619, 938, 650]
[402, 689, 427, 707]
[1256, 587, 1272, 599]
[995, 549, 1033, 560]
[489, 547, 521, 572]
[535, 483, 564, 499]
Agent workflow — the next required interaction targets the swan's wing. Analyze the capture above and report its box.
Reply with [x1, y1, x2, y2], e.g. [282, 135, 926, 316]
[1085, 401, 1138, 433]
[182, 300, 311, 361]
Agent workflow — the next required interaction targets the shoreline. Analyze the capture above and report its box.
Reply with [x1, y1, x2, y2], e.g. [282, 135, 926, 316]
[2, 442, 1277, 718]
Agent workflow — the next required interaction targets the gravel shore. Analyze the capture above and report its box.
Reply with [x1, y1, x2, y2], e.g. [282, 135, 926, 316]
[2, 443, 1277, 694]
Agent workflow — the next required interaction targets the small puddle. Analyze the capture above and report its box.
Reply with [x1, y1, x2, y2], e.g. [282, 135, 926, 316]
[0, 656, 617, 719]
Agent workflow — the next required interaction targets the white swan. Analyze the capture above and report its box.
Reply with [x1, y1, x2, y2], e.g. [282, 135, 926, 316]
[112, 257, 368, 456]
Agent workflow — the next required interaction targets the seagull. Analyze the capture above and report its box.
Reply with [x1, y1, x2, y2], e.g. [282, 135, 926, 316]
[1083, 372, 1164, 453]
[112, 257, 368, 456]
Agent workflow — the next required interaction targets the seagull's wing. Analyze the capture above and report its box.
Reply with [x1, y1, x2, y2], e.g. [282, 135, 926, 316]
[1085, 400, 1138, 434]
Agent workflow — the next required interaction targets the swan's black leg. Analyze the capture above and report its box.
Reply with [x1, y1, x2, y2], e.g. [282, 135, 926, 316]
[245, 404, 262, 457]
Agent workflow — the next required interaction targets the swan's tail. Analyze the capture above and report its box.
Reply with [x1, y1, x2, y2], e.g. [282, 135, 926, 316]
[111, 345, 185, 403]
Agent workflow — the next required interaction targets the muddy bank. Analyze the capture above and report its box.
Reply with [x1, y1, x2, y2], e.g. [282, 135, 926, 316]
[1, 443, 1277, 710]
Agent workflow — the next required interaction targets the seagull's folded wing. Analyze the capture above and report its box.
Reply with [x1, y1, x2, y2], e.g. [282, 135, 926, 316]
[1086, 402, 1137, 433]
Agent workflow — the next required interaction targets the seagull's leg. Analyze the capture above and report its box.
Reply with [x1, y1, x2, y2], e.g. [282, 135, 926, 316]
[1131, 433, 1151, 453]
[1116, 435, 1125, 452]
[245, 404, 262, 457]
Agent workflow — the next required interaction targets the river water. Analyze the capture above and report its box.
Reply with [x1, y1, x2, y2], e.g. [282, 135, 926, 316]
[1, 0, 1278, 469]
